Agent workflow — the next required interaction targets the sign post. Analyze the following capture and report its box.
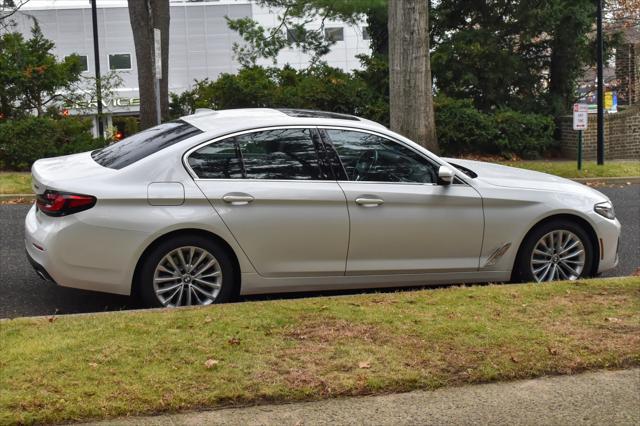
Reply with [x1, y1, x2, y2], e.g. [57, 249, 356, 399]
[154, 28, 162, 125]
[573, 104, 589, 170]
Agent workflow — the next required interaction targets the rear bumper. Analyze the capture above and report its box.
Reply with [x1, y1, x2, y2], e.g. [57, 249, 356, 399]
[24, 204, 133, 296]
[25, 248, 57, 284]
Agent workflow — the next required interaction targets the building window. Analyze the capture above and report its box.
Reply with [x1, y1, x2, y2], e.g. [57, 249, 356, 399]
[108, 53, 132, 70]
[286, 28, 299, 43]
[362, 26, 370, 40]
[66, 54, 88, 72]
[324, 27, 344, 42]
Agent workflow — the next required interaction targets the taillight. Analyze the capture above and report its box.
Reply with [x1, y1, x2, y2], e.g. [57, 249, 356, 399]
[36, 190, 96, 217]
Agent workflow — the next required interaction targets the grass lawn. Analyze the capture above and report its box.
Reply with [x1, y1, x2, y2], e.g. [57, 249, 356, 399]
[502, 160, 640, 179]
[1, 277, 638, 425]
[0, 172, 31, 195]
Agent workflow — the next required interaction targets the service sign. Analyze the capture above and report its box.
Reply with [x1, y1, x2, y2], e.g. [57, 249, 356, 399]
[573, 103, 588, 131]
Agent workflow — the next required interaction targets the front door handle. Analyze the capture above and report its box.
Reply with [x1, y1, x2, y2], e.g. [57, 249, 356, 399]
[222, 193, 254, 205]
[355, 197, 384, 207]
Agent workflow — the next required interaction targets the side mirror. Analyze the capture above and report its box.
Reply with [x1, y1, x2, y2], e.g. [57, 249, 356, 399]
[437, 165, 455, 185]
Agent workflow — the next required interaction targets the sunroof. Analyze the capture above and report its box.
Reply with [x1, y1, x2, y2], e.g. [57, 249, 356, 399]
[277, 109, 360, 121]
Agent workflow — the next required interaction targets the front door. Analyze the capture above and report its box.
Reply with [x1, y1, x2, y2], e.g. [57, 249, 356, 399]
[322, 128, 484, 275]
[188, 127, 349, 277]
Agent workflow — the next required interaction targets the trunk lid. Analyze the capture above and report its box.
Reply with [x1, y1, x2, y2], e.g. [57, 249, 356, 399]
[31, 151, 116, 194]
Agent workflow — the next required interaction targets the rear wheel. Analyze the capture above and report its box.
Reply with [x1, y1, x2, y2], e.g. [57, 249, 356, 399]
[139, 234, 236, 308]
[514, 220, 594, 283]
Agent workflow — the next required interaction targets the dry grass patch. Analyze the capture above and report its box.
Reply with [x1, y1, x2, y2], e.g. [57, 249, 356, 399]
[1, 277, 639, 425]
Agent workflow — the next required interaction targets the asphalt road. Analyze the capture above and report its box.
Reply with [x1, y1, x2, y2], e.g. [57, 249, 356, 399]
[1, 184, 638, 319]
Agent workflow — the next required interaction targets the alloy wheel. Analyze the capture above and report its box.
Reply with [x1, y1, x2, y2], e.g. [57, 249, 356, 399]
[153, 246, 222, 307]
[530, 230, 586, 282]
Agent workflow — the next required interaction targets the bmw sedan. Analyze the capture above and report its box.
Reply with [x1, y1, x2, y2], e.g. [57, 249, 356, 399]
[25, 108, 620, 308]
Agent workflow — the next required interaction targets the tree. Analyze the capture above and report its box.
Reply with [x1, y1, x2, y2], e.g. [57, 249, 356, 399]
[127, 0, 169, 130]
[0, 23, 83, 117]
[547, 0, 596, 116]
[388, 0, 437, 152]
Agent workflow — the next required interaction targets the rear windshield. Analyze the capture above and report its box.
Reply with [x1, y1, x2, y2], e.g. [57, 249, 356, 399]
[91, 120, 202, 169]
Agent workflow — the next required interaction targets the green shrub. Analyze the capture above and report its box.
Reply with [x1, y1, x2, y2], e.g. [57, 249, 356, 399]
[0, 116, 104, 171]
[169, 64, 380, 120]
[493, 109, 555, 159]
[435, 97, 555, 159]
[435, 97, 498, 155]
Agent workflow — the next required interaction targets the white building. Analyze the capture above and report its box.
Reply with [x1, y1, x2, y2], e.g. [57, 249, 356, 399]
[7, 0, 370, 130]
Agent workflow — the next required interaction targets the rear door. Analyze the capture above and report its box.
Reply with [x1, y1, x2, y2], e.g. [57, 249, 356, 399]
[322, 128, 484, 275]
[187, 127, 349, 277]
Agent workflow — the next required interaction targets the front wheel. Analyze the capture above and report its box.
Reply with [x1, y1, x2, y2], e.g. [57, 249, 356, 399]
[514, 220, 594, 283]
[138, 234, 236, 308]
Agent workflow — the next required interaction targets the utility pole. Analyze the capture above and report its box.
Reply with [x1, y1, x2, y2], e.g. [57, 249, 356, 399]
[90, 0, 104, 138]
[596, 0, 604, 165]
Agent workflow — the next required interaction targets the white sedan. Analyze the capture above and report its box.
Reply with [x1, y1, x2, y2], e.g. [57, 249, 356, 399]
[25, 108, 620, 307]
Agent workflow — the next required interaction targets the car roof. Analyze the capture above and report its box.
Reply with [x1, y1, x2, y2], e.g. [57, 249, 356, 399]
[180, 108, 387, 135]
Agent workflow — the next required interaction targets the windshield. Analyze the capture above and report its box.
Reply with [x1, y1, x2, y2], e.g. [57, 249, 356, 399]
[91, 120, 202, 169]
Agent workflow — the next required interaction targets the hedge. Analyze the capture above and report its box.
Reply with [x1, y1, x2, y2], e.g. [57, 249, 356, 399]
[0, 116, 104, 171]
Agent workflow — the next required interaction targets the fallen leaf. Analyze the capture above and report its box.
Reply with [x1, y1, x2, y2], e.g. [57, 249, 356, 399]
[204, 316, 212, 324]
[605, 317, 621, 323]
[204, 358, 219, 369]
[227, 337, 240, 345]
[358, 361, 371, 369]
[88, 362, 98, 368]
[510, 355, 518, 363]
[547, 347, 558, 355]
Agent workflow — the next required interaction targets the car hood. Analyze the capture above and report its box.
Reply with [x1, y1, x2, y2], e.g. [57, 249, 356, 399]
[443, 158, 609, 201]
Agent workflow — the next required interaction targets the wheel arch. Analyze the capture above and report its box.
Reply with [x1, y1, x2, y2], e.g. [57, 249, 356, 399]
[511, 213, 600, 280]
[131, 228, 242, 299]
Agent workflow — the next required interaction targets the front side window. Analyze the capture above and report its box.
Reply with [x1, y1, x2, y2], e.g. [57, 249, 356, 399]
[325, 129, 438, 183]
[92, 121, 202, 169]
[188, 128, 325, 180]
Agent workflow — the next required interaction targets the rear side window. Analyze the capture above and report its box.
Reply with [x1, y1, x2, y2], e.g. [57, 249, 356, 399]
[188, 128, 327, 180]
[92, 121, 202, 169]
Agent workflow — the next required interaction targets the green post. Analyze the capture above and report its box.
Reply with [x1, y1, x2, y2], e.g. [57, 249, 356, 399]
[577, 130, 583, 170]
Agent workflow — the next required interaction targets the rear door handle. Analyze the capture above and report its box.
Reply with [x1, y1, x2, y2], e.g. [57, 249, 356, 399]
[222, 193, 254, 205]
[355, 197, 384, 207]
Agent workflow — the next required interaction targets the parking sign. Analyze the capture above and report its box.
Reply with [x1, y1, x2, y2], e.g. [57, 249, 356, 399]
[573, 104, 588, 131]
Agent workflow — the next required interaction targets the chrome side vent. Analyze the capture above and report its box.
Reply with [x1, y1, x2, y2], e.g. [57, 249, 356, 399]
[483, 243, 512, 267]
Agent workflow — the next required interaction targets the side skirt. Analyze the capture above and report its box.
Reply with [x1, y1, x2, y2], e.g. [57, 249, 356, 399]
[239, 271, 512, 295]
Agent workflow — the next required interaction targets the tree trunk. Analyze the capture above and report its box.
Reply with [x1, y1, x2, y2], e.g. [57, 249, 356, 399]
[127, 0, 169, 130]
[388, 0, 437, 153]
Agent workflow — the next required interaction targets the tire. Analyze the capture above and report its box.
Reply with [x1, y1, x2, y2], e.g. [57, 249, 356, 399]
[513, 219, 594, 283]
[138, 233, 237, 308]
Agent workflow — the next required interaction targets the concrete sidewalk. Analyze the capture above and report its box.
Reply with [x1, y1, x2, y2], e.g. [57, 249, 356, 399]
[87, 369, 640, 426]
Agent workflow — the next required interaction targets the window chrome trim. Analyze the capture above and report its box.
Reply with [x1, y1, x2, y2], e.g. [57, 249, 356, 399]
[182, 124, 471, 187]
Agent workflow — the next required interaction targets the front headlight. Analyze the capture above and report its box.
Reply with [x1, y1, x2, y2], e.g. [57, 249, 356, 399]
[594, 201, 616, 220]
